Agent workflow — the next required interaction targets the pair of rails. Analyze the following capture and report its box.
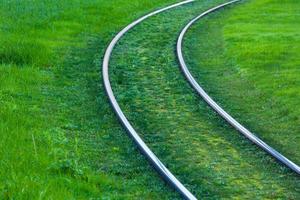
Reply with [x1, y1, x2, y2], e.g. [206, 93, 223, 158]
[102, 1, 300, 199]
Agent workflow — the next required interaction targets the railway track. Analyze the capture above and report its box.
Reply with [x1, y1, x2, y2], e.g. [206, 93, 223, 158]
[103, 0, 299, 199]
[103, 1, 197, 199]
[176, 0, 300, 175]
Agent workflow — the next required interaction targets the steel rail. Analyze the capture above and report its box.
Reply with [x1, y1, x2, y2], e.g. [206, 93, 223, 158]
[177, 0, 300, 175]
[102, 0, 197, 199]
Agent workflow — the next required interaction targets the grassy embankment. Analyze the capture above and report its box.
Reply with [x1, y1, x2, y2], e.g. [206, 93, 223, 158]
[0, 0, 186, 199]
[110, 0, 300, 199]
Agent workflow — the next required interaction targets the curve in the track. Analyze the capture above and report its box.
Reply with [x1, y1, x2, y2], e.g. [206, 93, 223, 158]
[177, 0, 300, 175]
[102, 1, 197, 199]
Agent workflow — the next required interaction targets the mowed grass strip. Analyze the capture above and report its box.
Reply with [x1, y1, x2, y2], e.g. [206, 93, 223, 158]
[110, 0, 300, 198]
[184, 0, 300, 167]
[0, 0, 192, 199]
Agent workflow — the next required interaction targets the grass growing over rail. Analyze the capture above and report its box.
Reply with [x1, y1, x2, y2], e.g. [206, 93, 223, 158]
[0, 0, 188, 199]
[184, 0, 300, 167]
[1, 0, 299, 199]
[110, 0, 300, 198]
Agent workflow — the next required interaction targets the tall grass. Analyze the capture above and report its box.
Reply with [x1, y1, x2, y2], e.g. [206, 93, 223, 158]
[0, 0, 183, 199]
[1, 0, 299, 198]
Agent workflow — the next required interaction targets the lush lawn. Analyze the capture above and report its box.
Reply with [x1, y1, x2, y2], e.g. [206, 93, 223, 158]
[184, 0, 300, 168]
[110, 0, 300, 199]
[0, 0, 186, 199]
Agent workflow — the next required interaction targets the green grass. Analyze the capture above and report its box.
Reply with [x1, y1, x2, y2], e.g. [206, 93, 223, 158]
[1, 0, 299, 199]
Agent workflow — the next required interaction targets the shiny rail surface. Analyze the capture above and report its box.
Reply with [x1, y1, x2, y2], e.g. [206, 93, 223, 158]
[102, 0, 197, 199]
[177, 0, 300, 175]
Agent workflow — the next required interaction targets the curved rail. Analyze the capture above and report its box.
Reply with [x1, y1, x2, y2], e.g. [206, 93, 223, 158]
[177, 0, 300, 175]
[102, 0, 197, 199]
